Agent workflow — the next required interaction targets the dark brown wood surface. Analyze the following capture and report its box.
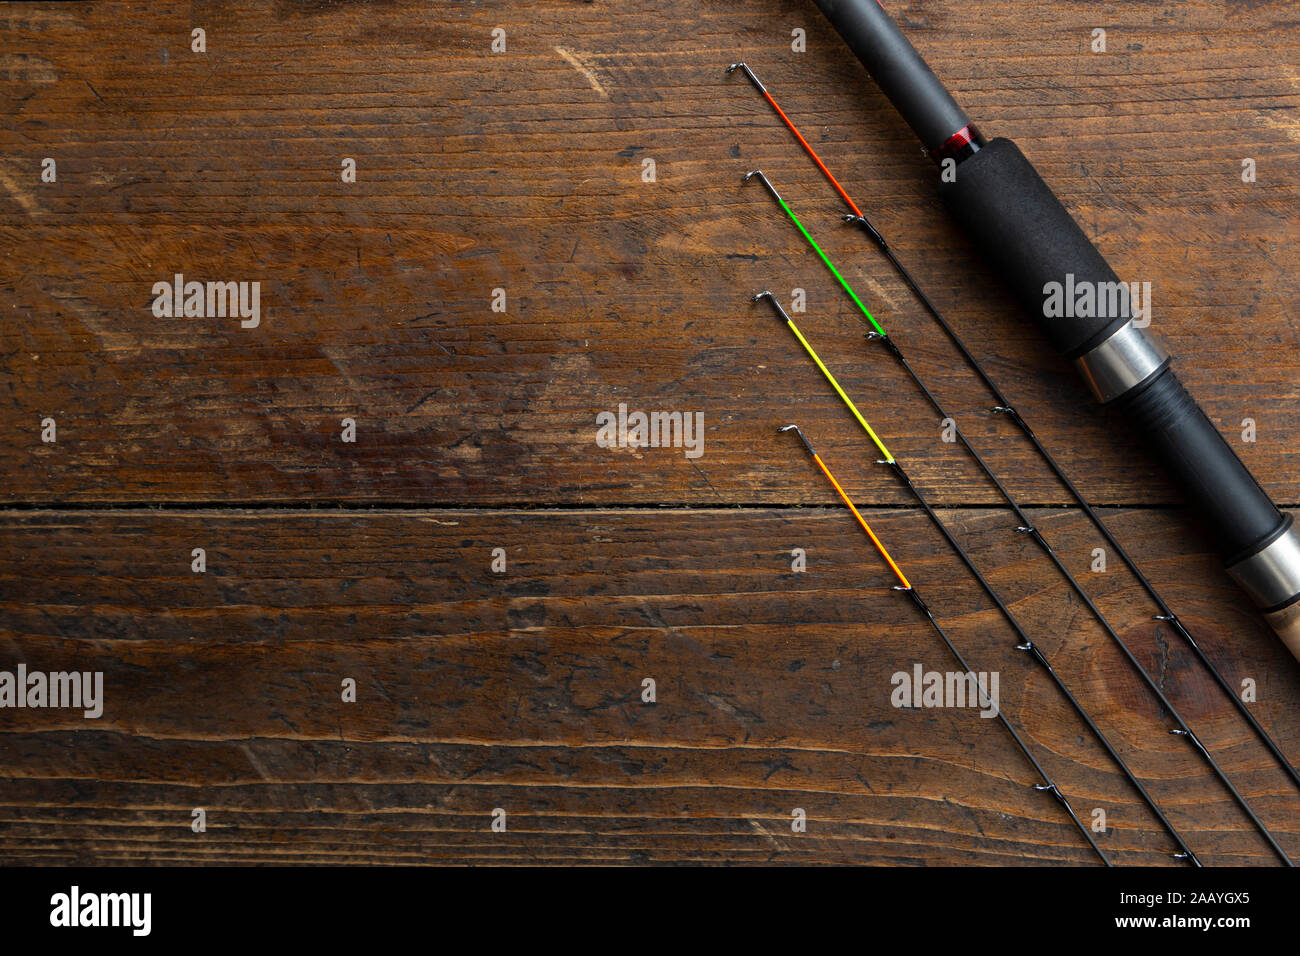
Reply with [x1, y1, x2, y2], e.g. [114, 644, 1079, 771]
[1, 0, 1298, 865]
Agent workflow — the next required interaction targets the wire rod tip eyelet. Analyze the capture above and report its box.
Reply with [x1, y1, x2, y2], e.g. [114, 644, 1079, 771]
[726, 61, 765, 91]
[780, 424, 818, 459]
[753, 292, 792, 323]
[742, 169, 783, 201]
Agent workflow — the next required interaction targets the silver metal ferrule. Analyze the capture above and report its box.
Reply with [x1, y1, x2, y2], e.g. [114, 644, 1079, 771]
[1226, 520, 1300, 611]
[1074, 320, 1170, 404]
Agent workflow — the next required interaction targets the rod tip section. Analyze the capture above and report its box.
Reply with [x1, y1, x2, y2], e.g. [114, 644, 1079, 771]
[844, 213, 887, 249]
[752, 290, 791, 323]
[778, 423, 817, 456]
[742, 169, 781, 201]
[726, 62, 765, 91]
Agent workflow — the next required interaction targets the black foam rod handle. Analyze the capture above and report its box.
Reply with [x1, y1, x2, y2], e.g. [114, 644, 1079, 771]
[939, 137, 1287, 565]
[938, 138, 1131, 357]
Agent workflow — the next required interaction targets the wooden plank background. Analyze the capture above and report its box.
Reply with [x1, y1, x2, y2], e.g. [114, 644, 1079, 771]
[0, 0, 1297, 865]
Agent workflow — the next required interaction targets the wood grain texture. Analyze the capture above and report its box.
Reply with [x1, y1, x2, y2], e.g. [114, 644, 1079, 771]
[1, 0, 1297, 505]
[1, 507, 1298, 865]
[0, 0, 1297, 866]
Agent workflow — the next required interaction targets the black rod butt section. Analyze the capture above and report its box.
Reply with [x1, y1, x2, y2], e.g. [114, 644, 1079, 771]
[812, 0, 972, 155]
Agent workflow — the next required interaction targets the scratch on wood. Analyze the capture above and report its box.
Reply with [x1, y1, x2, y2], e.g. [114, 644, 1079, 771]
[241, 742, 272, 782]
[748, 817, 786, 852]
[554, 46, 609, 99]
[0, 164, 39, 216]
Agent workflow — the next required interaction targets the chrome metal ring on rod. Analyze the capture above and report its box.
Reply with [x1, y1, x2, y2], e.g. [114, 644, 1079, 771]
[1229, 518, 1300, 611]
[1074, 321, 1171, 405]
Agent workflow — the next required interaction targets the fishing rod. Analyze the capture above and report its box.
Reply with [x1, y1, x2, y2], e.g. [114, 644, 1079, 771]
[807, 0, 1300, 663]
[778, 422, 1112, 865]
[726, 61, 1300, 791]
[745, 174, 1294, 865]
[753, 291, 1200, 865]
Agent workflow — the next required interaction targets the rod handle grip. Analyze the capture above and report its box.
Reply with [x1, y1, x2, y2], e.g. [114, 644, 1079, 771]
[937, 138, 1129, 357]
[938, 137, 1300, 631]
